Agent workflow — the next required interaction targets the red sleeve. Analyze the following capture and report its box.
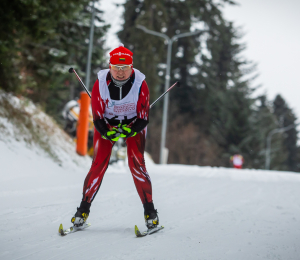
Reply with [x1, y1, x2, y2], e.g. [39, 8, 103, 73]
[136, 80, 150, 121]
[91, 80, 106, 121]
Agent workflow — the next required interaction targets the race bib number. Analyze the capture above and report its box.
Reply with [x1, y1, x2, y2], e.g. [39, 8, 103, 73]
[114, 103, 135, 113]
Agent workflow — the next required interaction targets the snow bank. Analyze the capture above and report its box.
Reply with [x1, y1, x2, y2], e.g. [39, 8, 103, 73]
[0, 90, 91, 170]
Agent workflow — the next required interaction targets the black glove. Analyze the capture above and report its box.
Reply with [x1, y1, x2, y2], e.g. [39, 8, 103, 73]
[103, 130, 120, 141]
[119, 124, 137, 138]
[94, 119, 120, 141]
[118, 118, 149, 138]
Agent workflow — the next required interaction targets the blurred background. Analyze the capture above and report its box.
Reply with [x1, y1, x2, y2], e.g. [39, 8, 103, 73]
[1, 0, 299, 171]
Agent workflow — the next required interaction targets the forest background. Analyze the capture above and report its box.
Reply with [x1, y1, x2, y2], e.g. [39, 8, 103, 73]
[1, 0, 299, 171]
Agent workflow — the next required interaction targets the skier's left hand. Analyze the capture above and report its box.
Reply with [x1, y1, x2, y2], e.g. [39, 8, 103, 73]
[102, 130, 121, 141]
[118, 124, 137, 138]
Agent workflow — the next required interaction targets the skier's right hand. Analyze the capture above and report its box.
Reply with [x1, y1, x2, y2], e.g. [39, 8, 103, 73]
[118, 124, 137, 138]
[102, 130, 120, 142]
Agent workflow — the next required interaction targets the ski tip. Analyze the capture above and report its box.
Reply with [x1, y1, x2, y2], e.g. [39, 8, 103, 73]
[58, 224, 64, 235]
[135, 225, 142, 236]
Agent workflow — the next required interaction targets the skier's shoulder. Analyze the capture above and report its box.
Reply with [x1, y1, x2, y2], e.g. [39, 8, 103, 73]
[131, 69, 147, 91]
[139, 80, 149, 97]
[91, 79, 100, 97]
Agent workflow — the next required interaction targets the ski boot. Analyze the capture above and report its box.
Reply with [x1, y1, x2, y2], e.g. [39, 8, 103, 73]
[144, 202, 159, 229]
[71, 201, 91, 227]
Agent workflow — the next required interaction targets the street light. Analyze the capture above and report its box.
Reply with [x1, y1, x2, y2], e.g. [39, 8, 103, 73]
[265, 124, 295, 170]
[136, 25, 207, 164]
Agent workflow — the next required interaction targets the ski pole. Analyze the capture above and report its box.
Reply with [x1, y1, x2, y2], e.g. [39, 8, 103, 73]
[69, 67, 180, 108]
[150, 81, 180, 109]
[69, 68, 91, 98]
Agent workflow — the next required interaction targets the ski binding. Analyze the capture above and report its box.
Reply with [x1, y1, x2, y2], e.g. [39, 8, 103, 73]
[58, 223, 91, 236]
[135, 225, 164, 237]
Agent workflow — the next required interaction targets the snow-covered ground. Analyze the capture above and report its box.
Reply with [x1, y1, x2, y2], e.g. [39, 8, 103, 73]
[0, 92, 300, 259]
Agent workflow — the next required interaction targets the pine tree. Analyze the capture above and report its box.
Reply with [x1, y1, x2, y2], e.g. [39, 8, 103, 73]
[273, 95, 299, 172]
[1, 0, 89, 92]
[250, 95, 285, 169]
[0, 0, 109, 122]
[25, 2, 109, 121]
[198, 20, 260, 166]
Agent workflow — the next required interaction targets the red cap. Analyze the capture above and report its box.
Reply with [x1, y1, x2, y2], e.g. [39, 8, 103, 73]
[109, 43, 133, 65]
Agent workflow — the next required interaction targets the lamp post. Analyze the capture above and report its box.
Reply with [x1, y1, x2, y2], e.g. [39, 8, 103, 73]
[265, 124, 295, 170]
[136, 25, 206, 164]
[85, 1, 96, 90]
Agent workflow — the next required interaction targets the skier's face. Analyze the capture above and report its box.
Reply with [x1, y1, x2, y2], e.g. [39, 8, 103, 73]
[110, 64, 132, 81]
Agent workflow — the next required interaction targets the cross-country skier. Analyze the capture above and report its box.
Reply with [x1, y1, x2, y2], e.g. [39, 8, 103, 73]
[71, 44, 159, 230]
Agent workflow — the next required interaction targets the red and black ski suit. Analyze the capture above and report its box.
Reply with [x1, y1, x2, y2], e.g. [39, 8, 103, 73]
[82, 70, 152, 205]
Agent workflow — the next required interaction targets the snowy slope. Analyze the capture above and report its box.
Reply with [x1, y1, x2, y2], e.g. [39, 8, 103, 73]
[1, 92, 300, 260]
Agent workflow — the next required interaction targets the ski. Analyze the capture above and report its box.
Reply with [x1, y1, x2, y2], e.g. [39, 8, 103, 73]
[58, 223, 91, 236]
[134, 225, 164, 237]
